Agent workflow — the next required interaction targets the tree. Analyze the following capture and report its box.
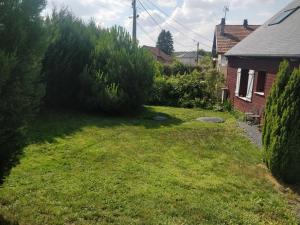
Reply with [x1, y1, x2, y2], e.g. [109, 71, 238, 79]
[42, 9, 96, 108]
[198, 49, 212, 58]
[0, 0, 46, 146]
[263, 61, 300, 184]
[79, 26, 155, 113]
[156, 30, 174, 56]
[42, 10, 156, 114]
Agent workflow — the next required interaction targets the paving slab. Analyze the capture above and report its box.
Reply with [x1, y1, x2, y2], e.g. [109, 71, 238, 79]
[196, 117, 225, 123]
[153, 116, 168, 121]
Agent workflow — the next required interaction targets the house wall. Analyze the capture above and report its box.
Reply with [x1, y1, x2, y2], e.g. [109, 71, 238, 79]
[227, 57, 300, 117]
[177, 57, 197, 66]
[217, 54, 228, 78]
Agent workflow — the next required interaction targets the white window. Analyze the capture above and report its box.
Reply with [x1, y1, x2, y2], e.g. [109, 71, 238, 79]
[254, 71, 267, 96]
[235, 68, 255, 102]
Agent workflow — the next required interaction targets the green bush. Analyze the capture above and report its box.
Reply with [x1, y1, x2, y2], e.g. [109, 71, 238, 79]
[43, 10, 155, 113]
[43, 10, 97, 108]
[79, 27, 155, 113]
[148, 59, 224, 109]
[148, 70, 214, 108]
[163, 61, 201, 76]
[0, 0, 46, 146]
[263, 61, 300, 184]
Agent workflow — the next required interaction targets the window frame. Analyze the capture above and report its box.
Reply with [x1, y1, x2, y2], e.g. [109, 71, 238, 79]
[235, 68, 255, 102]
[268, 7, 299, 26]
[255, 71, 267, 96]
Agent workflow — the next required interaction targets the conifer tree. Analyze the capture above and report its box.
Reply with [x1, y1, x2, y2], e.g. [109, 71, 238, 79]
[0, 0, 46, 146]
[156, 30, 174, 56]
[263, 61, 300, 183]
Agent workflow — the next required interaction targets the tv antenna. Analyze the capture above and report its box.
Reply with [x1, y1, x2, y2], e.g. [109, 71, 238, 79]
[223, 6, 229, 20]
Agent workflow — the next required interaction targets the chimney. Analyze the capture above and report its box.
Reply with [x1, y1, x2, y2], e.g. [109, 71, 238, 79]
[243, 19, 248, 28]
[220, 18, 225, 35]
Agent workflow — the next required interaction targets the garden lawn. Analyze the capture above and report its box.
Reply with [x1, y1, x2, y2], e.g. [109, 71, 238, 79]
[0, 106, 297, 225]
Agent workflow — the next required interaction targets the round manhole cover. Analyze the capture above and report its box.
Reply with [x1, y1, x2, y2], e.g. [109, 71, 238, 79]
[153, 116, 168, 121]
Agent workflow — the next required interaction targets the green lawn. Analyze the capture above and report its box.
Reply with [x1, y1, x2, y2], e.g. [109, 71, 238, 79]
[0, 106, 297, 225]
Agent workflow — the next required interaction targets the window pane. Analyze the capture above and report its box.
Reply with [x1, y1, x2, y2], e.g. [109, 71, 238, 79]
[269, 7, 299, 26]
[239, 69, 249, 97]
[256, 71, 266, 93]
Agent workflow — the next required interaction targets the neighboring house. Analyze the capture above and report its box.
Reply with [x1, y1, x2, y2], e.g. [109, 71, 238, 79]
[143, 46, 172, 64]
[225, 0, 300, 121]
[174, 51, 201, 66]
[212, 18, 259, 77]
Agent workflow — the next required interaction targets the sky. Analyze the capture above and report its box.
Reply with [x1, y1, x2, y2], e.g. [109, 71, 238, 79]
[43, 0, 291, 51]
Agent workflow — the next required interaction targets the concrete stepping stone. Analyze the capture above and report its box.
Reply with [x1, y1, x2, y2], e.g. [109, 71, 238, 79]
[196, 117, 225, 123]
[153, 116, 168, 121]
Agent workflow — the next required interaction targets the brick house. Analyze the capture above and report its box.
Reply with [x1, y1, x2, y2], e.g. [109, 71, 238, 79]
[225, 0, 300, 120]
[212, 18, 259, 77]
[143, 46, 172, 65]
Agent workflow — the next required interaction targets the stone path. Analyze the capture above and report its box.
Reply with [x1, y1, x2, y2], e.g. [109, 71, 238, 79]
[238, 121, 262, 148]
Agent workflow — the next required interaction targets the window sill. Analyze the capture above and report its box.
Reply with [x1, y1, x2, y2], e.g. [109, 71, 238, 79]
[254, 92, 265, 96]
[236, 96, 252, 102]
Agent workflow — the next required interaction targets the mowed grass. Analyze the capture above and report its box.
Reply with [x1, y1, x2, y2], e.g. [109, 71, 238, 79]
[0, 106, 297, 225]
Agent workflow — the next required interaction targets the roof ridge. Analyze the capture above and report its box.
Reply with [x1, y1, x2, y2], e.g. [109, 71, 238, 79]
[226, 0, 300, 57]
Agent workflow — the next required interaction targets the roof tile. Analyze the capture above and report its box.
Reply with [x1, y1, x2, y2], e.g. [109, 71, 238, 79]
[215, 25, 259, 54]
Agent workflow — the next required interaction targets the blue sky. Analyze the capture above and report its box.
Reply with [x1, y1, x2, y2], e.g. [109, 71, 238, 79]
[44, 0, 291, 51]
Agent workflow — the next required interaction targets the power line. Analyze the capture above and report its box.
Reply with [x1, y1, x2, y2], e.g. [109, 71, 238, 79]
[141, 1, 211, 49]
[143, 0, 212, 43]
[137, 22, 156, 43]
[137, 0, 212, 50]
[142, 2, 197, 41]
[137, 0, 163, 30]
[137, 0, 195, 49]
[138, 22, 196, 49]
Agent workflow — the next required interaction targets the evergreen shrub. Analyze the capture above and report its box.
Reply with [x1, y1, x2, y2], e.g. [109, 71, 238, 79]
[263, 61, 300, 183]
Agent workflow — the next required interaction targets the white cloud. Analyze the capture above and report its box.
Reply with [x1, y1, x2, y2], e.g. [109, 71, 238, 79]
[154, 0, 178, 8]
[44, 0, 131, 26]
[43, 0, 288, 51]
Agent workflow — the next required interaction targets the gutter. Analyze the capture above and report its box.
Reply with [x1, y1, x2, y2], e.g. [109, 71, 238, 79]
[225, 54, 300, 59]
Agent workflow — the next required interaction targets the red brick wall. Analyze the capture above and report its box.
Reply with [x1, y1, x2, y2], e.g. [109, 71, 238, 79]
[227, 57, 300, 117]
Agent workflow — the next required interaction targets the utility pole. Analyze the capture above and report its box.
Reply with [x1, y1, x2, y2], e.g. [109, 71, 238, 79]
[196, 42, 199, 64]
[132, 0, 137, 43]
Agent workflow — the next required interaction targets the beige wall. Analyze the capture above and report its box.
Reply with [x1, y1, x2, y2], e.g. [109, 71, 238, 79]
[217, 54, 228, 78]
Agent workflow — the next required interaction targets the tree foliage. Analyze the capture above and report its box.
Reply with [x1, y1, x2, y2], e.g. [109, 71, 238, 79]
[148, 58, 224, 109]
[263, 61, 300, 184]
[79, 27, 155, 113]
[0, 0, 46, 145]
[43, 11, 155, 113]
[156, 30, 174, 56]
[43, 9, 97, 108]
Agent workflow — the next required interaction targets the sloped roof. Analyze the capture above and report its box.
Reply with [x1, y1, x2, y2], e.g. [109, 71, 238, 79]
[175, 51, 198, 59]
[213, 24, 259, 55]
[143, 46, 172, 63]
[226, 0, 300, 58]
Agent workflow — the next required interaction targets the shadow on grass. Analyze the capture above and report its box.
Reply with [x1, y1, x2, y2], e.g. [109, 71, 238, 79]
[26, 106, 183, 145]
[0, 215, 19, 225]
[0, 216, 19, 225]
[0, 106, 183, 184]
[282, 182, 300, 196]
[0, 137, 25, 185]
